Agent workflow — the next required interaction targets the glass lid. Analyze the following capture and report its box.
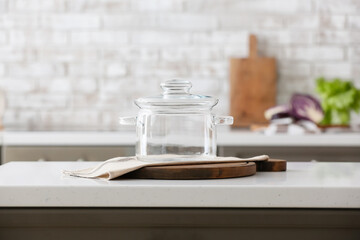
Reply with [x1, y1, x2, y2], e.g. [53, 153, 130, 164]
[135, 79, 219, 109]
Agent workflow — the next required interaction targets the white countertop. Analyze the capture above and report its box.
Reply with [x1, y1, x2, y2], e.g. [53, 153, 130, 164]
[1, 130, 360, 147]
[0, 161, 359, 208]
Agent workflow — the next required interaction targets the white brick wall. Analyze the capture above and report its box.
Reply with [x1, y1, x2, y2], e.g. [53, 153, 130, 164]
[41, 14, 101, 30]
[0, 0, 359, 130]
[70, 31, 128, 45]
[283, 46, 345, 61]
[0, 64, 5, 76]
[9, 30, 68, 46]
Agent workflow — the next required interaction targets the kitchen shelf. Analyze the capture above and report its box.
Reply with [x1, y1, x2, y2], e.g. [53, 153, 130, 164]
[1, 130, 359, 147]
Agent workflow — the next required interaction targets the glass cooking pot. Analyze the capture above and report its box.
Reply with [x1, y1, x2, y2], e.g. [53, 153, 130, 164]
[119, 79, 233, 162]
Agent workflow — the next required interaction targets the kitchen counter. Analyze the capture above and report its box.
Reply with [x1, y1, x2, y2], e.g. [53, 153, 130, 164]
[1, 161, 360, 239]
[0, 161, 359, 208]
[1, 130, 360, 146]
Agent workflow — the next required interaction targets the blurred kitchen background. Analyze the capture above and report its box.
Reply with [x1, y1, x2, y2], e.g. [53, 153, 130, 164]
[0, 0, 359, 131]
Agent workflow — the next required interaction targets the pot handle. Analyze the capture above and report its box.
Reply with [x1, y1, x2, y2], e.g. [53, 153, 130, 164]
[214, 116, 233, 125]
[119, 116, 137, 125]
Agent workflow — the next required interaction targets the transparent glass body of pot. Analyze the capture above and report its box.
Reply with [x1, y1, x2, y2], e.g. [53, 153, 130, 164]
[120, 79, 233, 162]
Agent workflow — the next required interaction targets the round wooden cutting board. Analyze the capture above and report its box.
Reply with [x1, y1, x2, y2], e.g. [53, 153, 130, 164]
[125, 162, 257, 180]
[124, 159, 286, 180]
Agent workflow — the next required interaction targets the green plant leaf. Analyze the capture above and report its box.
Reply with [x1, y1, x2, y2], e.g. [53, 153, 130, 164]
[315, 78, 360, 125]
[351, 90, 360, 113]
[326, 88, 356, 110]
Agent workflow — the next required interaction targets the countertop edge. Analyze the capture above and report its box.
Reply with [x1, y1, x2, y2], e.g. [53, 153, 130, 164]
[1, 185, 359, 208]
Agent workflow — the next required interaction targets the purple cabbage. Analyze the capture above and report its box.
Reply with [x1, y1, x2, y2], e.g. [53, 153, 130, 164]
[290, 94, 324, 123]
[264, 104, 291, 120]
[265, 94, 324, 123]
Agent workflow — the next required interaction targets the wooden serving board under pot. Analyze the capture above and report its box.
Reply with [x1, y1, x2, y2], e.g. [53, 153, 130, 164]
[124, 159, 287, 180]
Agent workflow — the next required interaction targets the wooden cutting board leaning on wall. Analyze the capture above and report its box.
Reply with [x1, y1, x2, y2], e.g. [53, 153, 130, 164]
[230, 34, 277, 127]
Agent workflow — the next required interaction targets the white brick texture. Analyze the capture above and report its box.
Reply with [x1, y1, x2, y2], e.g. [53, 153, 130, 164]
[219, 15, 283, 29]
[313, 63, 354, 79]
[184, 0, 312, 14]
[0, 0, 359, 129]
[103, 14, 217, 31]
[106, 63, 127, 77]
[0, 31, 7, 45]
[0, 0, 7, 13]
[7, 63, 65, 78]
[0, 64, 5, 76]
[283, 46, 344, 61]
[7, 94, 69, 109]
[0, 48, 24, 62]
[66, 0, 130, 13]
[41, 14, 100, 30]
[131, 0, 183, 12]
[315, 0, 360, 14]
[316, 31, 360, 44]
[38, 78, 71, 93]
[72, 78, 97, 94]
[9, 31, 68, 46]
[9, 0, 66, 12]
[131, 31, 191, 45]
[70, 31, 128, 45]
[349, 16, 360, 31]
[348, 47, 360, 63]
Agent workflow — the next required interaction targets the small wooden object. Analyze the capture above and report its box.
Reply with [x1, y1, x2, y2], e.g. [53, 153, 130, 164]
[230, 34, 277, 127]
[125, 159, 286, 180]
[255, 159, 287, 172]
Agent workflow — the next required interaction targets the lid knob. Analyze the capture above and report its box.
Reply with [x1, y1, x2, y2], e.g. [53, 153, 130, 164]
[161, 79, 192, 95]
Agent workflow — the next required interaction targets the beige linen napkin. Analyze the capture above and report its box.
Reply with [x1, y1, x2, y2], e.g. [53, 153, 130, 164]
[63, 155, 269, 180]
